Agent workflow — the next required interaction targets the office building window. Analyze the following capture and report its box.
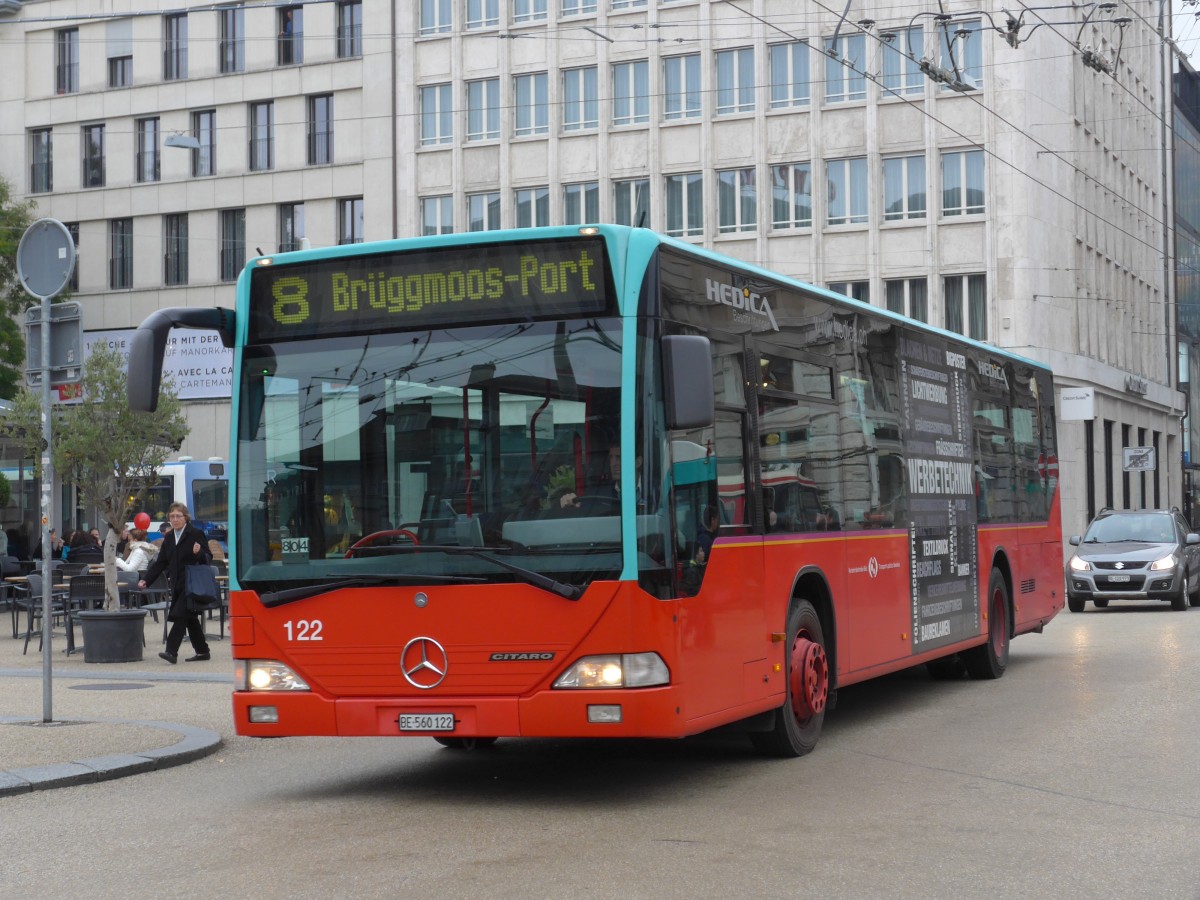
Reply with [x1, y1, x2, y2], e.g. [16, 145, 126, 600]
[826, 156, 868, 225]
[942, 149, 985, 216]
[514, 72, 549, 137]
[422, 196, 454, 235]
[220, 208, 246, 282]
[561, 0, 597, 14]
[65, 222, 79, 290]
[164, 213, 189, 286]
[109, 56, 132, 88]
[665, 172, 703, 237]
[82, 124, 105, 188]
[467, 78, 500, 141]
[136, 118, 160, 184]
[307, 94, 333, 165]
[109, 218, 133, 289]
[420, 0, 451, 35]
[29, 129, 52, 194]
[515, 187, 549, 228]
[944, 273, 986, 340]
[339, 197, 364, 244]
[717, 168, 756, 234]
[824, 33, 865, 103]
[613, 60, 649, 126]
[885, 278, 927, 322]
[563, 67, 598, 131]
[563, 181, 599, 225]
[250, 101, 274, 171]
[468, 191, 501, 231]
[192, 110, 215, 177]
[514, 0, 547, 23]
[716, 48, 755, 115]
[219, 5, 245, 73]
[278, 6, 303, 65]
[468, 0, 499, 29]
[883, 154, 925, 221]
[882, 27, 923, 96]
[770, 162, 812, 229]
[420, 84, 453, 146]
[663, 54, 701, 120]
[939, 20, 982, 90]
[164, 14, 188, 81]
[614, 178, 649, 227]
[336, 1, 362, 58]
[769, 41, 809, 109]
[56, 29, 79, 94]
[611, 0, 646, 8]
[279, 203, 305, 252]
[828, 281, 869, 303]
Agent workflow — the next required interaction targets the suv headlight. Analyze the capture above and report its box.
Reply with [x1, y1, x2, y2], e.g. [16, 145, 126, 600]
[1069, 555, 1091, 572]
[1150, 553, 1178, 572]
[553, 653, 669, 689]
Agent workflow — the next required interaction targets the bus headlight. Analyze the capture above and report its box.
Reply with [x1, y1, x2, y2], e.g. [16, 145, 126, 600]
[237, 659, 310, 691]
[1068, 556, 1091, 572]
[553, 653, 669, 689]
[1150, 554, 1178, 572]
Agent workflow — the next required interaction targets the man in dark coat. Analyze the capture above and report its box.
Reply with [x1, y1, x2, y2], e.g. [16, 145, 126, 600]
[140, 501, 212, 663]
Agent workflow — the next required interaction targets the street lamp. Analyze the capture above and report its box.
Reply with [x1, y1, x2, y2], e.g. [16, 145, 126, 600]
[164, 132, 200, 150]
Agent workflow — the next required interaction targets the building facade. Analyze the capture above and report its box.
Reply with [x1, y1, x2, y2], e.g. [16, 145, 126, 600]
[0, 0, 1187, 539]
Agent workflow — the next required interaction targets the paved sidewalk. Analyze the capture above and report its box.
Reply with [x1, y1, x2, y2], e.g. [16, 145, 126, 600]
[0, 607, 229, 795]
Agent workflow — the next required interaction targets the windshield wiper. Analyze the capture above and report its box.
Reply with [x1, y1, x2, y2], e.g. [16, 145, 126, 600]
[405, 544, 584, 600]
[261, 573, 485, 608]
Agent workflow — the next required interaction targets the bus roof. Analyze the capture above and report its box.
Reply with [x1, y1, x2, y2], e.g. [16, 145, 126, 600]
[245, 225, 1050, 374]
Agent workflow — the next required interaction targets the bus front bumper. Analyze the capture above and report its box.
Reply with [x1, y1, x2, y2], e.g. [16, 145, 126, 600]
[233, 686, 685, 739]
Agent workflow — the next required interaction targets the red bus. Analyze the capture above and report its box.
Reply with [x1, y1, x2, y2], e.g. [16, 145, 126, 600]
[129, 225, 1062, 757]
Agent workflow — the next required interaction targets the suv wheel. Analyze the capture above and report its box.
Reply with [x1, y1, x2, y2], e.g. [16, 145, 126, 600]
[1067, 595, 1085, 613]
[1172, 579, 1189, 611]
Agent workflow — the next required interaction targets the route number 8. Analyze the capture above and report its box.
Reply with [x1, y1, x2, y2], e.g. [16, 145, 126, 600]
[273, 276, 310, 324]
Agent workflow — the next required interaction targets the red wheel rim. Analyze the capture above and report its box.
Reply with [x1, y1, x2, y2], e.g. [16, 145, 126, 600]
[990, 589, 1008, 658]
[789, 633, 828, 721]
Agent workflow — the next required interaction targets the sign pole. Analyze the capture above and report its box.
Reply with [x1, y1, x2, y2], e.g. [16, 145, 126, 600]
[39, 293, 53, 722]
[16, 218, 77, 725]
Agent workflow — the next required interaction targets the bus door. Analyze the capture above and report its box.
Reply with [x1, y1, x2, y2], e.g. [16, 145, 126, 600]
[671, 406, 765, 720]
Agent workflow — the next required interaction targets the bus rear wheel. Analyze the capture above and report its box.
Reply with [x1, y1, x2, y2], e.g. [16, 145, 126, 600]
[962, 568, 1009, 680]
[751, 599, 827, 758]
[434, 737, 498, 750]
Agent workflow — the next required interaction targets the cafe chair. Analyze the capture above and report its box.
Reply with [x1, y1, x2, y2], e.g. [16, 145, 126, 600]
[20, 573, 68, 655]
[63, 574, 107, 655]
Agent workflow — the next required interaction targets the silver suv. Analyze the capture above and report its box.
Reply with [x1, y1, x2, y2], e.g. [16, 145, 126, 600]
[1066, 508, 1200, 612]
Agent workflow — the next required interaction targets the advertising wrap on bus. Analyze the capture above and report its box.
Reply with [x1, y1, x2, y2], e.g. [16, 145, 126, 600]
[128, 226, 1062, 759]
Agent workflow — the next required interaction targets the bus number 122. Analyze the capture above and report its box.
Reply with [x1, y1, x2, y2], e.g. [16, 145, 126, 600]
[283, 620, 323, 641]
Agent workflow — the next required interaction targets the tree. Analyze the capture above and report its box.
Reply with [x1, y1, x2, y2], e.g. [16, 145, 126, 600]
[4, 345, 187, 609]
[0, 174, 39, 399]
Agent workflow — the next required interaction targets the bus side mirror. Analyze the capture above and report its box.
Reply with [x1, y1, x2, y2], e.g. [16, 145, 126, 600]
[662, 335, 714, 430]
[128, 306, 236, 412]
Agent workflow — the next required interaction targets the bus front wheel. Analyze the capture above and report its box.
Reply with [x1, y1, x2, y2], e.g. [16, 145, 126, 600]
[750, 599, 827, 758]
[962, 568, 1009, 680]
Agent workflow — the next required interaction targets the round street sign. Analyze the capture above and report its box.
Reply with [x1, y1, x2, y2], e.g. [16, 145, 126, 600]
[16, 218, 76, 300]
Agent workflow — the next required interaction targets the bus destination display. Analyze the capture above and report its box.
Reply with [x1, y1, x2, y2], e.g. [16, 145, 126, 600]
[249, 238, 611, 342]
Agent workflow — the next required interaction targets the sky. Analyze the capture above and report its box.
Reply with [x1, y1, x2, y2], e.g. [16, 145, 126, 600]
[1175, 0, 1200, 66]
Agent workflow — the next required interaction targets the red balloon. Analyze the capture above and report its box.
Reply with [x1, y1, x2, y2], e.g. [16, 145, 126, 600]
[134, 512, 151, 531]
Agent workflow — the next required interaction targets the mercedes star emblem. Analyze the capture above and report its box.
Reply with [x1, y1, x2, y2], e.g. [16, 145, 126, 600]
[401, 637, 449, 689]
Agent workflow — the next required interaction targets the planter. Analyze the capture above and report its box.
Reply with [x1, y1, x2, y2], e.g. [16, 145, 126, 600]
[77, 609, 148, 663]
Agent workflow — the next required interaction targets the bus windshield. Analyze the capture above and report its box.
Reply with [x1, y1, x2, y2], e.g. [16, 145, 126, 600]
[235, 317, 625, 594]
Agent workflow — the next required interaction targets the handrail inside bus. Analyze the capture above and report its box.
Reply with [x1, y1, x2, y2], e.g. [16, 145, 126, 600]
[128, 306, 236, 412]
